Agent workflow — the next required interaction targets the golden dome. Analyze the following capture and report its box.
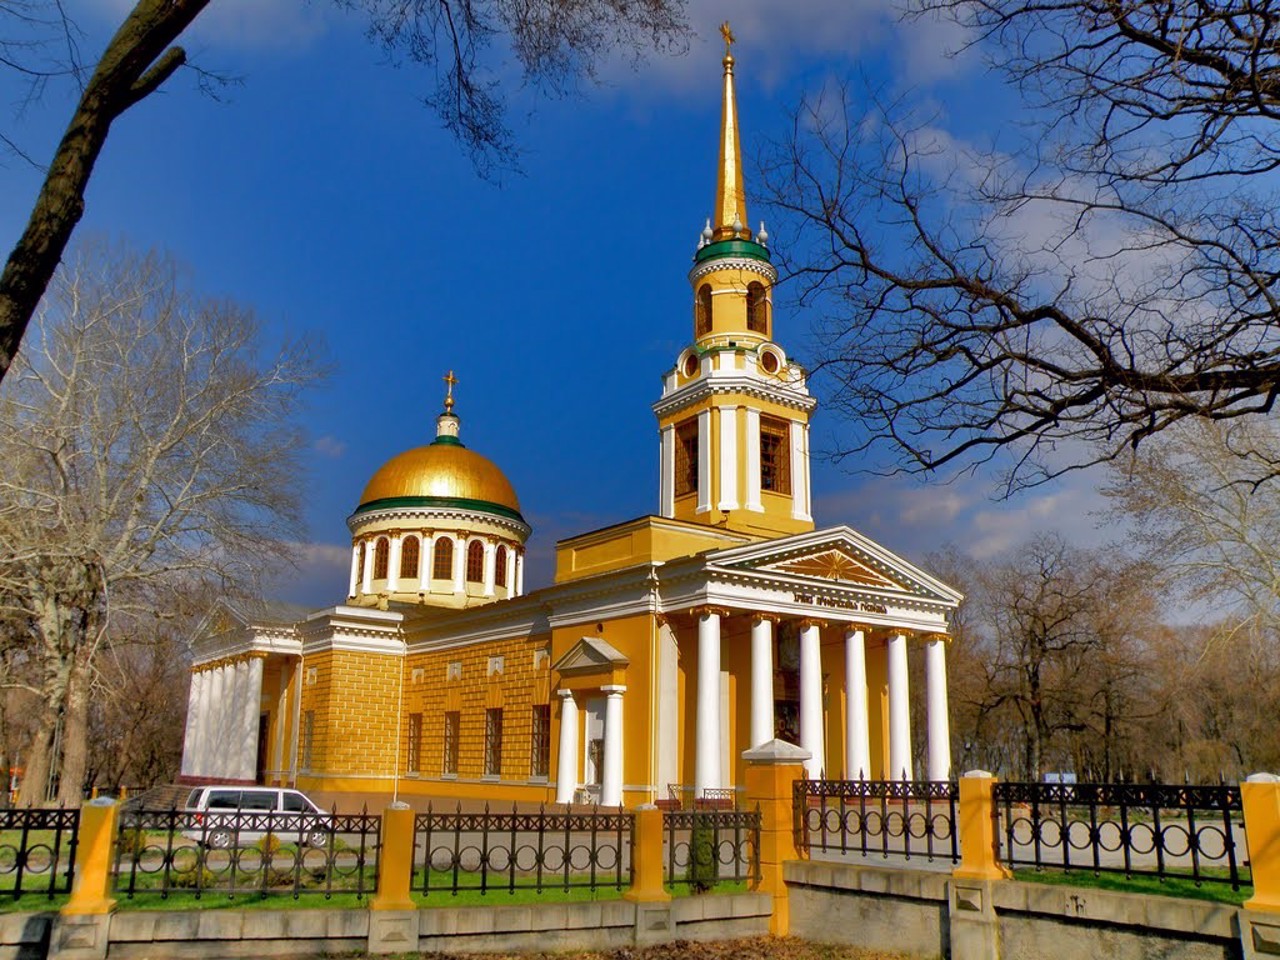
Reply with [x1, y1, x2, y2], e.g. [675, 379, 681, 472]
[356, 437, 523, 520]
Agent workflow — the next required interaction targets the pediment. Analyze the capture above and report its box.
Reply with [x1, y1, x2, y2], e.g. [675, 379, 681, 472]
[552, 637, 630, 677]
[706, 526, 963, 607]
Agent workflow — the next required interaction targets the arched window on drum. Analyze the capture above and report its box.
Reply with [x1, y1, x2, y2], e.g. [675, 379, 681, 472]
[400, 536, 420, 580]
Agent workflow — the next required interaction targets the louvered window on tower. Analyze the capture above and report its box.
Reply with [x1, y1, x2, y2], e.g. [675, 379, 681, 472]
[760, 416, 792, 494]
[675, 420, 699, 497]
[695, 284, 713, 337]
[747, 281, 767, 333]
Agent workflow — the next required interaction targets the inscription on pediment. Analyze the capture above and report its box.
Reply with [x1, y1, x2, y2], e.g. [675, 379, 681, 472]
[767, 550, 902, 589]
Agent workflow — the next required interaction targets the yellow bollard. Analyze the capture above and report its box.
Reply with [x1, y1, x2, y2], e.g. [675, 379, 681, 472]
[1242, 773, 1280, 913]
[369, 803, 417, 911]
[62, 799, 119, 915]
[624, 805, 670, 902]
[953, 771, 1011, 881]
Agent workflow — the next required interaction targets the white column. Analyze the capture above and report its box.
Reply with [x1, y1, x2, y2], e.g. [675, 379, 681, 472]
[483, 541, 496, 596]
[717, 405, 739, 511]
[696, 409, 712, 514]
[504, 546, 516, 596]
[515, 551, 525, 596]
[240, 657, 264, 781]
[348, 545, 360, 597]
[750, 616, 774, 748]
[798, 620, 824, 779]
[600, 685, 625, 807]
[204, 664, 226, 777]
[180, 670, 204, 776]
[360, 539, 374, 594]
[694, 610, 722, 796]
[844, 627, 871, 781]
[926, 637, 952, 781]
[745, 408, 763, 511]
[790, 421, 812, 521]
[555, 690, 580, 805]
[452, 537, 465, 594]
[387, 534, 402, 592]
[420, 536, 433, 591]
[887, 632, 913, 780]
[660, 426, 675, 517]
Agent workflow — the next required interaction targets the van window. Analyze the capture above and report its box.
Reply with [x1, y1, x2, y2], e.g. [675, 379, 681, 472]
[239, 791, 276, 811]
[281, 792, 310, 813]
[206, 790, 241, 809]
[185, 789, 203, 809]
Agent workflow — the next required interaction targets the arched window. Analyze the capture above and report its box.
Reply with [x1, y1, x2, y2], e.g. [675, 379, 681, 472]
[433, 537, 454, 580]
[747, 281, 767, 333]
[695, 284, 712, 337]
[495, 545, 508, 588]
[400, 536, 420, 580]
[466, 540, 485, 584]
[373, 537, 389, 579]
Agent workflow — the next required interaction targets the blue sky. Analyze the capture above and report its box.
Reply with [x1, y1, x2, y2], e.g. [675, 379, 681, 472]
[0, 1, 1113, 604]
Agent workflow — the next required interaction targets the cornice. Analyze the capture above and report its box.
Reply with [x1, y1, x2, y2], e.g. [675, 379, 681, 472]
[687, 256, 778, 285]
[653, 374, 817, 419]
[348, 506, 531, 541]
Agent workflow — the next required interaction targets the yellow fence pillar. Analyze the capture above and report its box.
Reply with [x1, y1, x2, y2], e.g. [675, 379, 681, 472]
[743, 739, 811, 936]
[1243, 773, 1280, 914]
[625, 805, 670, 902]
[954, 770, 1011, 882]
[370, 802, 416, 911]
[63, 798, 119, 916]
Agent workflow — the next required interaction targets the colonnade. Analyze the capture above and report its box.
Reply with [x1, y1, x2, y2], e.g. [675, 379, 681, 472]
[555, 685, 626, 807]
[348, 532, 524, 599]
[179, 653, 266, 782]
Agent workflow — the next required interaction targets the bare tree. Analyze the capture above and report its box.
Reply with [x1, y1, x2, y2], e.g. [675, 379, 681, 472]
[764, 0, 1280, 489]
[0, 0, 688, 386]
[0, 244, 321, 804]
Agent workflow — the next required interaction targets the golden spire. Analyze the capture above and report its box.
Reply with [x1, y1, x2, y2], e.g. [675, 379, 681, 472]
[713, 21, 750, 243]
[442, 369, 458, 413]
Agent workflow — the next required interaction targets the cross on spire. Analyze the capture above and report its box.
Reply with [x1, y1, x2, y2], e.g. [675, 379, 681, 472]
[720, 21, 735, 55]
[443, 370, 458, 413]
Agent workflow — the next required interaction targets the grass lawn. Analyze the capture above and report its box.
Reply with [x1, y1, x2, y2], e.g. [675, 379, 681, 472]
[1013, 867, 1252, 906]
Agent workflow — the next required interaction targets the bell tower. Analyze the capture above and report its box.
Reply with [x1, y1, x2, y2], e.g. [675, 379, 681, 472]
[653, 26, 817, 539]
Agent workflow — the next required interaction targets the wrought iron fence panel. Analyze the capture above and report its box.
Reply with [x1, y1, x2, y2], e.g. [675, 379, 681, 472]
[413, 804, 632, 896]
[992, 781, 1247, 888]
[663, 808, 761, 891]
[793, 779, 959, 864]
[0, 807, 79, 899]
[113, 807, 381, 900]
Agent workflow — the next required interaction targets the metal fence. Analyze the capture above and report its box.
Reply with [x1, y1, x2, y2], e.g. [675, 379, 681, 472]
[992, 780, 1249, 888]
[413, 804, 632, 896]
[794, 778, 960, 864]
[113, 807, 382, 900]
[663, 808, 761, 891]
[0, 807, 79, 899]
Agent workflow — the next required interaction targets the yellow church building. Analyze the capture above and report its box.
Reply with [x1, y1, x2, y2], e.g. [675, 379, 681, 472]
[178, 40, 963, 808]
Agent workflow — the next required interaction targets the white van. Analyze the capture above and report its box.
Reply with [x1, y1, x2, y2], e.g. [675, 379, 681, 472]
[182, 786, 331, 849]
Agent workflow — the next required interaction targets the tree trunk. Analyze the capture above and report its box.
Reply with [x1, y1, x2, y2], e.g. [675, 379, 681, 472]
[0, 0, 206, 382]
[57, 647, 95, 806]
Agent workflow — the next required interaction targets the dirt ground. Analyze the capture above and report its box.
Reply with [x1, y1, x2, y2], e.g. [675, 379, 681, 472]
[379, 937, 907, 959]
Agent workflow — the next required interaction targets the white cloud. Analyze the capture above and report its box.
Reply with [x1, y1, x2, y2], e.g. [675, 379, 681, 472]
[314, 435, 347, 459]
[82, 0, 331, 53]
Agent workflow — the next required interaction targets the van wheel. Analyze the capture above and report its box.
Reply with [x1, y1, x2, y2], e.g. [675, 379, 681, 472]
[305, 829, 330, 849]
[206, 828, 234, 850]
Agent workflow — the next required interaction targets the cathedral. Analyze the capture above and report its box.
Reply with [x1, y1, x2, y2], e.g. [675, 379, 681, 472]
[178, 39, 963, 807]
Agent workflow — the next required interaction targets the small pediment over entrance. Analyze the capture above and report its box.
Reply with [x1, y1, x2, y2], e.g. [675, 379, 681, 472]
[553, 637, 630, 677]
[763, 549, 903, 590]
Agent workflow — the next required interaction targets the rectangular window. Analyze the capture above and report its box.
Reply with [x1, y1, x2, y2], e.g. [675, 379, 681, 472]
[484, 707, 504, 778]
[442, 711, 460, 775]
[760, 416, 792, 494]
[407, 713, 422, 774]
[301, 711, 315, 769]
[530, 704, 551, 779]
[674, 419, 699, 497]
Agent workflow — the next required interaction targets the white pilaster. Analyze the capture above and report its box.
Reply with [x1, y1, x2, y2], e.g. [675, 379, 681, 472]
[386, 535, 402, 592]
[360, 540, 374, 595]
[695, 610, 722, 796]
[745, 408, 762, 511]
[555, 690, 580, 805]
[926, 637, 952, 781]
[420, 536, 433, 590]
[600, 685, 625, 807]
[348, 545, 360, 597]
[717, 405, 739, 510]
[799, 621, 824, 779]
[483, 541, 496, 597]
[696, 409, 712, 514]
[660, 426, 675, 517]
[750, 616, 774, 748]
[504, 546, 516, 596]
[790, 421, 812, 521]
[453, 537, 465, 594]
[844, 627, 871, 780]
[887, 632, 913, 780]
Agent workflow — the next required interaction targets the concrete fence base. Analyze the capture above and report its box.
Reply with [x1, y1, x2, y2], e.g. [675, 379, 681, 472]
[0, 892, 771, 960]
[786, 860, 1280, 960]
